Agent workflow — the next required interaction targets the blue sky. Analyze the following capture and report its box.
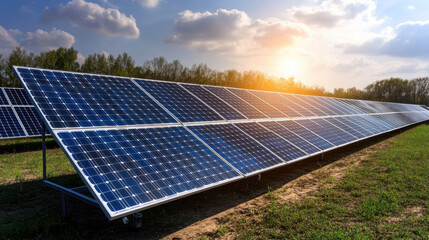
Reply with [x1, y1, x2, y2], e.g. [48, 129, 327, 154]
[1, 0, 429, 90]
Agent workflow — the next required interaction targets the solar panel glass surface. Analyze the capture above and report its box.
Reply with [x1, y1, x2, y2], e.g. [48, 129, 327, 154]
[204, 86, 267, 119]
[249, 90, 303, 117]
[135, 80, 224, 122]
[15, 68, 176, 128]
[234, 122, 307, 161]
[188, 123, 284, 175]
[0, 107, 26, 138]
[180, 84, 246, 120]
[4, 88, 32, 105]
[14, 106, 45, 136]
[0, 90, 8, 105]
[57, 126, 241, 217]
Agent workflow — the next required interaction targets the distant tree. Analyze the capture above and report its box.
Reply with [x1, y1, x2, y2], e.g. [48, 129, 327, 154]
[35, 47, 79, 71]
[4, 47, 34, 87]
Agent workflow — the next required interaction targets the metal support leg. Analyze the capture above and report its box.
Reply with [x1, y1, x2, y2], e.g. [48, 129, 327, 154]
[62, 193, 69, 218]
[42, 123, 46, 180]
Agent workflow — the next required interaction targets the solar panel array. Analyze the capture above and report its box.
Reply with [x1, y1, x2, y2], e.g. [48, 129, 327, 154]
[0, 87, 46, 138]
[14, 66, 429, 220]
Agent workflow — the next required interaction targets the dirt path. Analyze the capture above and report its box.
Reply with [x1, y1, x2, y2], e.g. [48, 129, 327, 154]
[162, 133, 397, 239]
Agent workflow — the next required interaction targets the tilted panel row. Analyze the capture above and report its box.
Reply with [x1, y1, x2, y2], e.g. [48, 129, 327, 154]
[13, 66, 429, 220]
[0, 87, 47, 138]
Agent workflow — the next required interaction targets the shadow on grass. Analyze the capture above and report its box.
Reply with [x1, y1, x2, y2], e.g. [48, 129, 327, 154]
[0, 137, 59, 155]
[0, 123, 427, 239]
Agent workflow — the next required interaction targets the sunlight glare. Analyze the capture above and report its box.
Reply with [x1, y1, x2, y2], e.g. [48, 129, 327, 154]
[279, 57, 301, 77]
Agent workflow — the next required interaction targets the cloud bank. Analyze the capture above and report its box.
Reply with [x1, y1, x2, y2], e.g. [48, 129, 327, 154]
[169, 9, 308, 55]
[345, 21, 429, 58]
[288, 0, 375, 28]
[41, 0, 140, 39]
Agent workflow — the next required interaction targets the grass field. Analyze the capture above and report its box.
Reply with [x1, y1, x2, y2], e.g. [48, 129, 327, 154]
[205, 124, 429, 239]
[0, 124, 428, 239]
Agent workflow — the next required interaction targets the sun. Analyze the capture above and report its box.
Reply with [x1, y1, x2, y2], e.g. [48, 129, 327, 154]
[279, 57, 301, 77]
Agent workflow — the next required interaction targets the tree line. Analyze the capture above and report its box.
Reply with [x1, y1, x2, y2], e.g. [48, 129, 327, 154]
[0, 47, 428, 106]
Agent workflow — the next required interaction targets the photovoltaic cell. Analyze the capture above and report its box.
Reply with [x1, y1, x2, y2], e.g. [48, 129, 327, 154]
[204, 86, 267, 119]
[296, 119, 356, 146]
[136, 80, 224, 122]
[227, 88, 286, 118]
[249, 90, 303, 117]
[279, 94, 316, 117]
[324, 117, 365, 139]
[4, 88, 33, 105]
[14, 67, 176, 128]
[179, 84, 246, 120]
[288, 95, 328, 116]
[57, 126, 241, 217]
[14, 106, 46, 136]
[0, 107, 26, 138]
[336, 117, 374, 137]
[260, 121, 321, 155]
[0, 90, 8, 105]
[302, 96, 338, 115]
[234, 122, 307, 161]
[188, 123, 283, 175]
[277, 120, 334, 150]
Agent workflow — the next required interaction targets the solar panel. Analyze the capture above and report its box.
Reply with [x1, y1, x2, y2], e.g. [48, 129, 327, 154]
[14, 106, 46, 136]
[260, 121, 321, 155]
[14, 68, 176, 128]
[204, 86, 267, 119]
[249, 90, 303, 117]
[188, 123, 284, 175]
[277, 120, 334, 150]
[57, 126, 241, 217]
[0, 107, 26, 138]
[135, 79, 224, 123]
[296, 119, 356, 146]
[234, 122, 307, 162]
[279, 94, 316, 117]
[324, 117, 366, 139]
[4, 88, 33, 105]
[180, 84, 246, 120]
[226, 88, 287, 118]
[287, 95, 328, 116]
[0, 89, 9, 105]
[13, 66, 429, 221]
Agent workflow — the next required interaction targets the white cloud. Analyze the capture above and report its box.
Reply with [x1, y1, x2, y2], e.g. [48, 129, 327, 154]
[21, 28, 75, 52]
[41, 0, 140, 39]
[77, 53, 86, 64]
[345, 21, 429, 58]
[408, 5, 415, 10]
[168, 9, 309, 55]
[0, 26, 19, 49]
[135, 0, 160, 8]
[288, 0, 376, 28]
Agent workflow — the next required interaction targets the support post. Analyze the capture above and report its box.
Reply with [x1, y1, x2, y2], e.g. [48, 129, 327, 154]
[42, 123, 46, 180]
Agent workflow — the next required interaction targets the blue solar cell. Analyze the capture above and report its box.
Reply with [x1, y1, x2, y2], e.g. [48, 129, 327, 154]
[297, 119, 357, 146]
[234, 122, 307, 162]
[14, 106, 46, 136]
[288, 95, 328, 116]
[204, 86, 267, 119]
[360, 115, 395, 131]
[227, 88, 286, 118]
[306, 96, 342, 115]
[336, 117, 374, 137]
[57, 126, 240, 216]
[260, 121, 321, 155]
[0, 107, 26, 138]
[4, 88, 33, 105]
[15, 67, 176, 128]
[249, 90, 303, 117]
[180, 84, 246, 120]
[277, 120, 334, 150]
[279, 94, 316, 117]
[0, 89, 8, 105]
[324, 117, 366, 139]
[188, 123, 283, 175]
[135, 79, 224, 122]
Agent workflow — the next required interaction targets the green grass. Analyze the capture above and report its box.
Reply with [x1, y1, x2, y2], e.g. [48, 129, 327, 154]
[210, 124, 429, 239]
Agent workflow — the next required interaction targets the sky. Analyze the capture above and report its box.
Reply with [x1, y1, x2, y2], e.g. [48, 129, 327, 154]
[1, 0, 429, 90]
